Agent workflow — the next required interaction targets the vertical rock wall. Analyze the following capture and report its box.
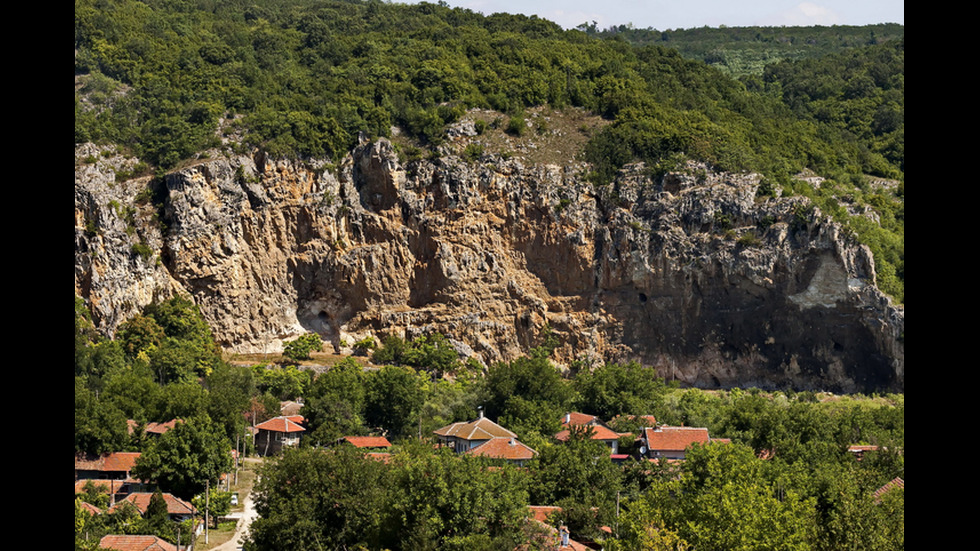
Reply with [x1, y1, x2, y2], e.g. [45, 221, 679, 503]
[74, 140, 904, 392]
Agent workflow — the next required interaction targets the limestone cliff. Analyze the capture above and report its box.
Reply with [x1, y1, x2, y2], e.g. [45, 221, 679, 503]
[74, 139, 904, 392]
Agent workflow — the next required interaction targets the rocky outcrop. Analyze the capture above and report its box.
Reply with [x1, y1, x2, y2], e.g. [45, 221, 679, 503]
[74, 139, 904, 392]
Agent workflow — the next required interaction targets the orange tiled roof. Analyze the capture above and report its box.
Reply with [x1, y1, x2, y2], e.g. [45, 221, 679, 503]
[76, 479, 113, 494]
[79, 501, 103, 516]
[434, 416, 516, 441]
[110, 493, 195, 516]
[366, 452, 393, 464]
[554, 424, 621, 442]
[255, 416, 306, 433]
[465, 437, 537, 461]
[560, 412, 599, 427]
[75, 452, 142, 473]
[643, 426, 710, 451]
[528, 505, 562, 523]
[342, 436, 392, 448]
[609, 414, 658, 428]
[145, 419, 181, 435]
[99, 535, 177, 551]
[874, 477, 904, 501]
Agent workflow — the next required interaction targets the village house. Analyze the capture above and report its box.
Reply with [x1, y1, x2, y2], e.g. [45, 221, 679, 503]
[434, 411, 517, 453]
[433, 411, 537, 465]
[640, 425, 713, 460]
[554, 412, 625, 454]
[109, 492, 197, 523]
[75, 452, 142, 482]
[464, 436, 537, 466]
[254, 416, 306, 456]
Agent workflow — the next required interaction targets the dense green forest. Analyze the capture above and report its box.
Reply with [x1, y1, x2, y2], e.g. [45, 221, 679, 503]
[589, 23, 904, 77]
[76, 296, 903, 550]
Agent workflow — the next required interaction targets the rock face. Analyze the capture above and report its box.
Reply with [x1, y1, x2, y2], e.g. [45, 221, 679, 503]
[74, 140, 904, 392]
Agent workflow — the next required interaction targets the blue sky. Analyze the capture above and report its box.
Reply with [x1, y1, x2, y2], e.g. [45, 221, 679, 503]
[421, 1, 904, 30]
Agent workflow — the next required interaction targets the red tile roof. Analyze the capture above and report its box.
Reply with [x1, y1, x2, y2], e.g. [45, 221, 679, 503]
[554, 424, 622, 442]
[110, 493, 195, 516]
[145, 419, 181, 435]
[560, 412, 599, 427]
[609, 414, 658, 428]
[75, 479, 113, 494]
[99, 535, 177, 551]
[643, 426, 710, 451]
[465, 437, 537, 461]
[366, 452, 393, 464]
[528, 505, 562, 523]
[79, 501, 103, 516]
[341, 436, 392, 449]
[874, 477, 904, 501]
[75, 452, 142, 473]
[434, 416, 516, 441]
[255, 416, 306, 433]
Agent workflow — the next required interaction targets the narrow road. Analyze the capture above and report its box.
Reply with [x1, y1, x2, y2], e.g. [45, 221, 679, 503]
[210, 486, 258, 551]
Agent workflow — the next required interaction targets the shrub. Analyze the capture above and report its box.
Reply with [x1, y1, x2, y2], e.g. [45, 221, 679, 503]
[462, 143, 484, 162]
[283, 332, 323, 361]
[506, 114, 526, 136]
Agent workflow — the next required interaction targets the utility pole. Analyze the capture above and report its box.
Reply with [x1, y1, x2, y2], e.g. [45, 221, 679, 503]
[205, 479, 210, 544]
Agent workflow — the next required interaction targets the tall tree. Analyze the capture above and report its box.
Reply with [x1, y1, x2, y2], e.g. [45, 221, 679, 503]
[133, 415, 231, 499]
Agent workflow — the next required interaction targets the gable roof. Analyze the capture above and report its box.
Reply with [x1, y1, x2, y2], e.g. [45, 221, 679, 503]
[79, 501, 103, 516]
[873, 477, 904, 501]
[280, 400, 304, 417]
[643, 426, 710, 451]
[560, 412, 599, 427]
[554, 424, 622, 442]
[75, 452, 142, 473]
[434, 416, 516, 442]
[99, 535, 177, 551]
[341, 436, 392, 449]
[465, 437, 537, 461]
[76, 479, 113, 494]
[255, 416, 306, 433]
[110, 493, 195, 516]
[145, 419, 181, 435]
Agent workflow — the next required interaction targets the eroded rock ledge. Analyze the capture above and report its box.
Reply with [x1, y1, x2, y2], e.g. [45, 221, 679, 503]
[75, 140, 904, 392]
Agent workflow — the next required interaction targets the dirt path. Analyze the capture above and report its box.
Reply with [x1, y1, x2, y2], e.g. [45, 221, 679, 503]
[210, 479, 259, 551]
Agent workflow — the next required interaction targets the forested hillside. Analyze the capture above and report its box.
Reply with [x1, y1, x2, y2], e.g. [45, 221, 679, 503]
[590, 23, 903, 77]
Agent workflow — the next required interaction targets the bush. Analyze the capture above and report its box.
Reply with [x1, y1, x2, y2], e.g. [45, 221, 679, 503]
[282, 333, 322, 361]
[506, 114, 526, 136]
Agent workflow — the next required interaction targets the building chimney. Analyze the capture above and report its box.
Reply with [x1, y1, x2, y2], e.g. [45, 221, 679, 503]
[559, 526, 570, 547]
[477, 407, 484, 419]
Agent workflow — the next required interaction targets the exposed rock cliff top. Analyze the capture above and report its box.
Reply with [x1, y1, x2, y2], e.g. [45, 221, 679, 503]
[75, 138, 903, 392]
